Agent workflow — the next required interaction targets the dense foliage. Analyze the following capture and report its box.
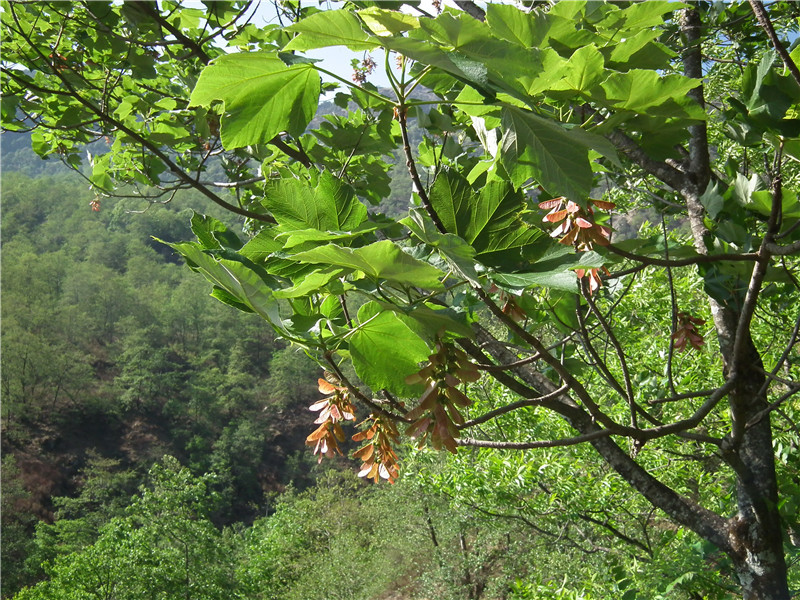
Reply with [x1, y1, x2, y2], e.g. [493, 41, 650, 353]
[3, 1, 800, 598]
[0, 167, 326, 596]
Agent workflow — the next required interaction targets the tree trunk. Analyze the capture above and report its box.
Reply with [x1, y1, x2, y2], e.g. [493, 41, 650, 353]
[679, 8, 789, 598]
[724, 332, 789, 600]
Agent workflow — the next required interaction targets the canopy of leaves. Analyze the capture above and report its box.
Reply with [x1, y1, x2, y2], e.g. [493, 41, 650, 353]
[3, 1, 800, 598]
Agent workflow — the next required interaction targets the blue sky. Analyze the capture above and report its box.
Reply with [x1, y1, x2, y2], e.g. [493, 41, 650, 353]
[248, 1, 446, 91]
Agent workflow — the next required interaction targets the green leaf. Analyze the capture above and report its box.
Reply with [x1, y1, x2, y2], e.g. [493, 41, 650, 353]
[699, 182, 726, 220]
[349, 302, 432, 395]
[493, 245, 607, 292]
[749, 189, 800, 219]
[239, 228, 284, 262]
[500, 106, 593, 202]
[292, 241, 445, 290]
[608, 30, 675, 70]
[358, 7, 419, 36]
[429, 169, 544, 263]
[731, 172, 764, 207]
[279, 222, 383, 250]
[190, 212, 242, 250]
[379, 34, 496, 98]
[210, 286, 254, 312]
[273, 267, 346, 299]
[189, 51, 320, 149]
[402, 209, 482, 286]
[263, 172, 368, 231]
[403, 305, 474, 340]
[283, 10, 378, 51]
[557, 44, 606, 92]
[163, 241, 281, 324]
[485, 4, 548, 48]
[491, 270, 577, 292]
[596, 0, 678, 30]
[600, 70, 701, 115]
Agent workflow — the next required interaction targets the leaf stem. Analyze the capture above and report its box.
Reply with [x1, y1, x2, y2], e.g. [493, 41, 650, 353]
[313, 65, 393, 105]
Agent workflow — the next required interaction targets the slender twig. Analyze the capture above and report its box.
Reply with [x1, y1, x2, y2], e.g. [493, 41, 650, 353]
[3, 67, 274, 223]
[576, 514, 652, 556]
[663, 216, 679, 397]
[757, 311, 800, 398]
[397, 104, 445, 232]
[745, 385, 800, 430]
[581, 285, 640, 429]
[458, 428, 614, 450]
[135, 1, 213, 64]
[474, 353, 543, 372]
[457, 338, 547, 402]
[323, 354, 409, 423]
[575, 292, 632, 413]
[647, 389, 716, 405]
[459, 385, 569, 429]
[200, 176, 266, 188]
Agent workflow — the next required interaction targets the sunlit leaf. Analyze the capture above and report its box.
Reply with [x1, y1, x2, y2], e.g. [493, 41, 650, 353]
[190, 52, 320, 148]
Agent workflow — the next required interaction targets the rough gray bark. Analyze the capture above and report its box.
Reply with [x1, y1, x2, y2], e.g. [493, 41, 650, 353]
[678, 9, 788, 599]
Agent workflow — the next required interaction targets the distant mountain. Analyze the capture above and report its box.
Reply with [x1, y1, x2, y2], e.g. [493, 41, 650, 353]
[1, 130, 75, 177]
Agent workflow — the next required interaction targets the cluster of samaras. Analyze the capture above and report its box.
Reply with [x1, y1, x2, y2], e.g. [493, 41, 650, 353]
[403, 341, 481, 454]
[540, 197, 615, 293]
[306, 341, 481, 481]
[307, 375, 401, 483]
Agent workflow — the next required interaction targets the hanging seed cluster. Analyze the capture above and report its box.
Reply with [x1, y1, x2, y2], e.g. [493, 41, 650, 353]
[352, 416, 401, 483]
[671, 312, 706, 352]
[540, 197, 614, 293]
[404, 342, 481, 453]
[306, 376, 356, 462]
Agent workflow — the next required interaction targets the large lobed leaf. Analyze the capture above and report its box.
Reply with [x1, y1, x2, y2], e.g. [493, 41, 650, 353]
[499, 106, 593, 202]
[348, 302, 432, 396]
[429, 169, 544, 263]
[292, 240, 445, 290]
[189, 52, 320, 149]
[163, 241, 281, 325]
[283, 9, 378, 51]
[263, 172, 368, 232]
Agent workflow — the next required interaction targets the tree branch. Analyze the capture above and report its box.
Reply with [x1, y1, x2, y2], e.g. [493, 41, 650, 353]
[458, 385, 569, 429]
[2, 58, 275, 224]
[749, 0, 800, 87]
[458, 429, 614, 450]
[454, 1, 486, 22]
[398, 106, 445, 232]
[604, 129, 687, 193]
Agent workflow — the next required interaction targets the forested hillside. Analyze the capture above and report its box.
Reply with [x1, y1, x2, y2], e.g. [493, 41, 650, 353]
[0, 158, 325, 594]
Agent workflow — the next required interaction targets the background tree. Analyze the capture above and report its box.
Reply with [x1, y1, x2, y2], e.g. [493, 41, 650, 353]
[3, 1, 800, 598]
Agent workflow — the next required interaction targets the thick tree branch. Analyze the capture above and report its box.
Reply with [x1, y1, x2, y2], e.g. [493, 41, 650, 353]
[605, 245, 759, 268]
[680, 8, 711, 194]
[749, 0, 800, 87]
[454, 1, 486, 22]
[604, 129, 687, 193]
